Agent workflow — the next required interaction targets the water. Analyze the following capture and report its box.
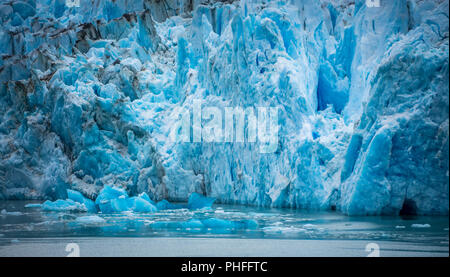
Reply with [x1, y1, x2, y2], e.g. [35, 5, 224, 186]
[1, 200, 448, 245]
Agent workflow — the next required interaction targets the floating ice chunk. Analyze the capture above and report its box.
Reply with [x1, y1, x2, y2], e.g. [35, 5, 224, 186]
[395, 225, 406, 229]
[303, 224, 317, 229]
[201, 218, 234, 229]
[181, 219, 204, 230]
[95, 186, 128, 204]
[103, 198, 130, 213]
[75, 215, 106, 225]
[187, 193, 216, 210]
[1, 209, 23, 216]
[24, 203, 42, 209]
[42, 199, 87, 213]
[11, 239, 19, 243]
[156, 199, 185, 210]
[411, 224, 431, 228]
[67, 189, 97, 213]
[143, 220, 154, 226]
[127, 197, 157, 213]
[95, 186, 129, 213]
[68, 189, 89, 203]
[233, 219, 258, 230]
[32, 220, 57, 226]
[137, 192, 156, 205]
[94, 185, 158, 213]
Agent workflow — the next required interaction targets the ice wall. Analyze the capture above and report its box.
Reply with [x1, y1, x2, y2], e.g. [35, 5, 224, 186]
[340, 0, 449, 215]
[0, 0, 448, 215]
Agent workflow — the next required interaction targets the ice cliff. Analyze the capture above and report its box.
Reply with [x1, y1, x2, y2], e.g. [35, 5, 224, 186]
[0, 0, 448, 215]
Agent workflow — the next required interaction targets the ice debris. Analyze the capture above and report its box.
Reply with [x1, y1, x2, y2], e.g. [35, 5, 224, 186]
[94, 186, 157, 213]
[187, 193, 216, 210]
[24, 204, 43, 209]
[42, 199, 88, 213]
[0, 209, 23, 216]
[150, 218, 258, 231]
[75, 215, 106, 225]
[155, 199, 186, 210]
[411, 224, 431, 228]
[67, 189, 97, 213]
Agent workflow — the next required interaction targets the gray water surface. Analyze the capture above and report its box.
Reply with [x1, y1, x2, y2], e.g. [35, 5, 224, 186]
[0, 200, 448, 256]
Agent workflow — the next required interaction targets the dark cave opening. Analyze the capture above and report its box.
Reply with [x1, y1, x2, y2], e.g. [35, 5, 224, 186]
[399, 198, 418, 216]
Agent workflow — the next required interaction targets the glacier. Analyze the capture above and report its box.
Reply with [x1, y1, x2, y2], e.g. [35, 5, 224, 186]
[0, 0, 448, 216]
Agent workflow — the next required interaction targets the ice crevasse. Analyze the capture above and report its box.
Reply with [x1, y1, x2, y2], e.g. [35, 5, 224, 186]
[0, 0, 448, 215]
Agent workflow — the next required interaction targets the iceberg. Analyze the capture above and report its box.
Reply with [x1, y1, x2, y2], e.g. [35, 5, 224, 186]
[155, 200, 186, 210]
[94, 186, 129, 213]
[187, 193, 216, 210]
[42, 199, 88, 213]
[127, 196, 157, 213]
[67, 189, 97, 213]
[181, 219, 205, 230]
[0, 209, 23, 216]
[75, 215, 106, 225]
[94, 186, 127, 204]
[411, 224, 431, 228]
[94, 185, 157, 213]
[137, 192, 156, 206]
[24, 203, 42, 209]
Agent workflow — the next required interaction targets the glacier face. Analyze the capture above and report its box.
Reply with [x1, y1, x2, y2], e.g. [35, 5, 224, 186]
[0, 0, 448, 215]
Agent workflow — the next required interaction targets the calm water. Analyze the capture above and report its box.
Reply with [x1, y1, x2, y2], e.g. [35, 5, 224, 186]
[0, 200, 448, 245]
